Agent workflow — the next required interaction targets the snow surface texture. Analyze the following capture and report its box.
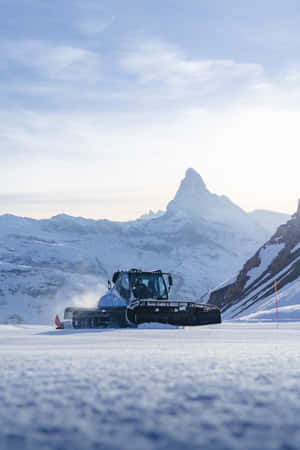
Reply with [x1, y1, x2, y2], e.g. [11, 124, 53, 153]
[1, 323, 300, 450]
[0, 169, 269, 325]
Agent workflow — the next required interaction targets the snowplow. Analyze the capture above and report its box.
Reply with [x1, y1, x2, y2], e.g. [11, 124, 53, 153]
[55, 269, 221, 329]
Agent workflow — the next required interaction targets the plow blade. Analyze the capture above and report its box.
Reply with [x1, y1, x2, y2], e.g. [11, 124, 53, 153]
[64, 306, 131, 329]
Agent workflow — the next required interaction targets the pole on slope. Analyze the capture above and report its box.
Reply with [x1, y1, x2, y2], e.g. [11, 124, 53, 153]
[274, 280, 279, 324]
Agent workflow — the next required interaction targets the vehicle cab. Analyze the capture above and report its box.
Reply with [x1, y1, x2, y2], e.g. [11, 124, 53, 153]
[98, 269, 173, 308]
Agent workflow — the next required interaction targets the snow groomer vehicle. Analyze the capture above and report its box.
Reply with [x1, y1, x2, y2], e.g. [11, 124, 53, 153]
[56, 269, 221, 329]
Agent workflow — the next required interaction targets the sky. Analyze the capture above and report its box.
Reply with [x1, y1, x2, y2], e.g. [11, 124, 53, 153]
[1, 0, 300, 220]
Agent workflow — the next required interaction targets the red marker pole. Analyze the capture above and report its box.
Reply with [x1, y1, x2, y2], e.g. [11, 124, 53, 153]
[274, 280, 279, 322]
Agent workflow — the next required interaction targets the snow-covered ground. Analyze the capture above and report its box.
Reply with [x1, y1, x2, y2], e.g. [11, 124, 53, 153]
[1, 322, 300, 450]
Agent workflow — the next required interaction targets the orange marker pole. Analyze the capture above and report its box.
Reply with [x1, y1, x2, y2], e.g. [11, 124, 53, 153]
[274, 280, 279, 322]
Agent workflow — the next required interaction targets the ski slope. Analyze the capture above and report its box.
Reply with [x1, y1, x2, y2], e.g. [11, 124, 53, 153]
[1, 322, 300, 450]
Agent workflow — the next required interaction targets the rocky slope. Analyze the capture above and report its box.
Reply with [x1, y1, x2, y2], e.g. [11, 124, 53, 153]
[0, 168, 269, 324]
[208, 200, 300, 320]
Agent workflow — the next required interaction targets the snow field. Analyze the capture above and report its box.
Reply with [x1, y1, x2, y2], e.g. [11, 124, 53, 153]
[1, 323, 300, 450]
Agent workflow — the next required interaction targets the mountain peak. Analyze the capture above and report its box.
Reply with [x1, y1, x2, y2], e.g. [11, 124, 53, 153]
[183, 168, 207, 191]
[166, 168, 209, 218]
[166, 169, 267, 238]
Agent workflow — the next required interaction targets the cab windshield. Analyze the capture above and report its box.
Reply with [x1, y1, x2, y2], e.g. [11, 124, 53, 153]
[130, 273, 168, 299]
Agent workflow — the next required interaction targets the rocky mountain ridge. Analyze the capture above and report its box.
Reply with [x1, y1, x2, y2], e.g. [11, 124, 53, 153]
[208, 200, 300, 320]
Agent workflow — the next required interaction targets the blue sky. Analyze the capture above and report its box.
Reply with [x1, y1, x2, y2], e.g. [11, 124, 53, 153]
[1, 0, 300, 219]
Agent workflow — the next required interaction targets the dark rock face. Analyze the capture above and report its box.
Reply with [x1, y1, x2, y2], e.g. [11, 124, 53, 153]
[208, 200, 300, 315]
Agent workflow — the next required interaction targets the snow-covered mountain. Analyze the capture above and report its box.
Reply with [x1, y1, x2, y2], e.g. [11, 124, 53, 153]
[249, 209, 291, 234]
[138, 209, 164, 221]
[0, 168, 269, 324]
[168, 169, 263, 234]
[208, 200, 300, 321]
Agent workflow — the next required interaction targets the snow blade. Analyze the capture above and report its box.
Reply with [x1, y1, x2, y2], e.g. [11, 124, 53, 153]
[64, 307, 133, 329]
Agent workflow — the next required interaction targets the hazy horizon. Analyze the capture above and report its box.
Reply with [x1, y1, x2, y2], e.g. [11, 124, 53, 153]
[0, 167, 294, 221]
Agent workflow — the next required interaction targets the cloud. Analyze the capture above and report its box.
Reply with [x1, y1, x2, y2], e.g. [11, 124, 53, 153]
[120, 38, 300, 112]
[1, 36, 299, 219]
[238, 64, 300, 111]
[1, 40, 102, 82]
[78, 16, 115, 35]
[1, 94, 299, 220]
[0, 37, 270, 111]
[121, 39, 263, 100]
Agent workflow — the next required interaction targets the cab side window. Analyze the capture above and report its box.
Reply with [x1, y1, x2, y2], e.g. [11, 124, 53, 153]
[115, 273, 130, 301]
[158, 276, 167, 299]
